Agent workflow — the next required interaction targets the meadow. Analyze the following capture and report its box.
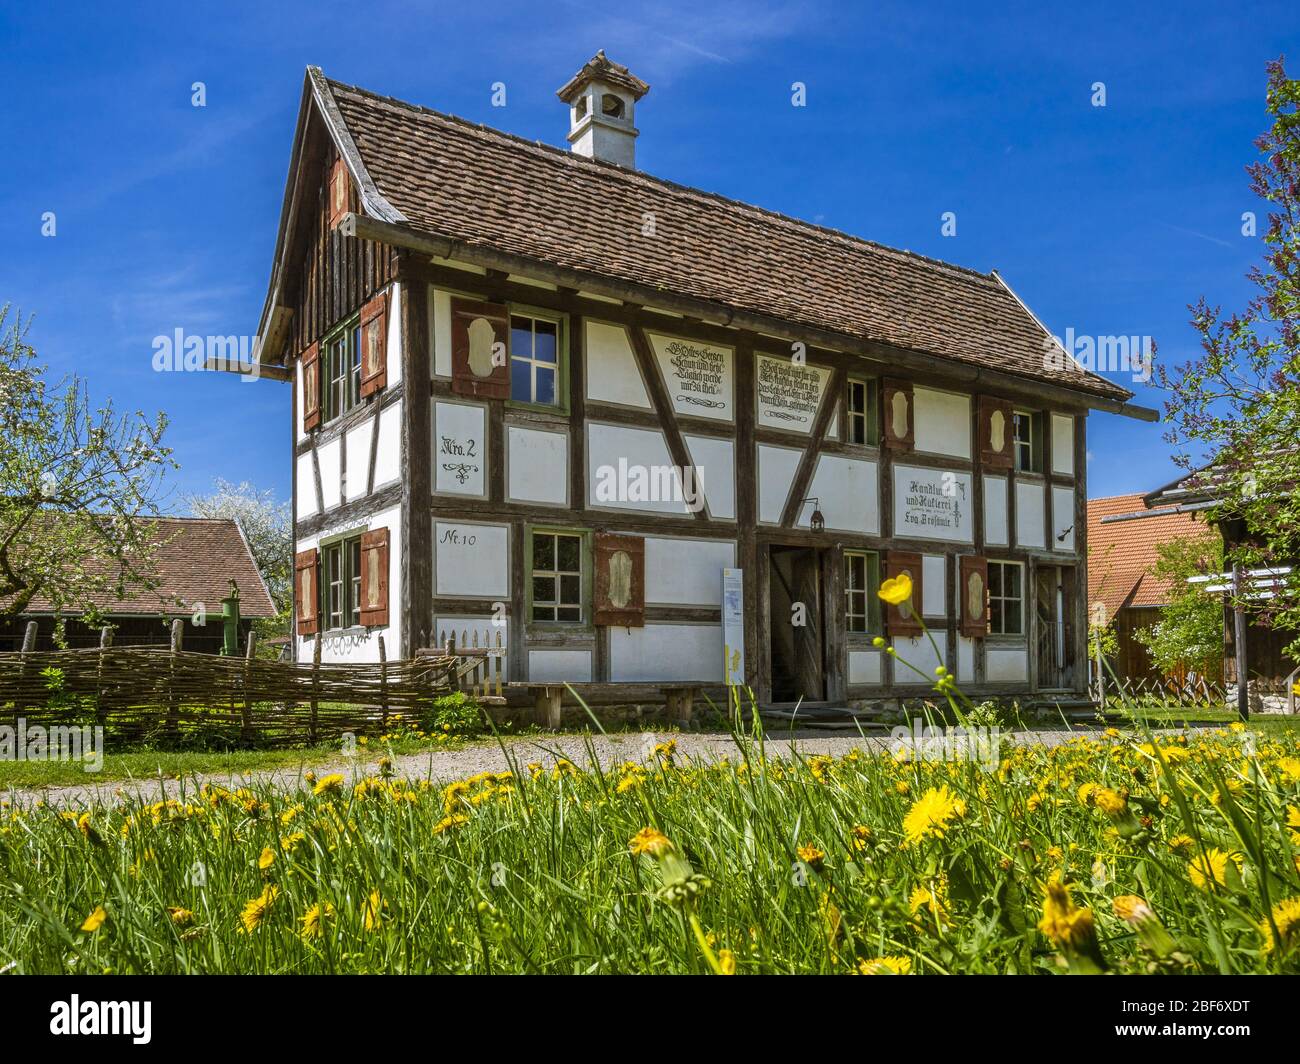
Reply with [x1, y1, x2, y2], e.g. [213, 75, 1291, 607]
[2, 713, 1298, 974]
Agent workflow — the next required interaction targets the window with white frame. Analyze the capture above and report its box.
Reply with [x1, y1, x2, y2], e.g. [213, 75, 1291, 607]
[322, 534, 362, 630]
[844, 550, 881, 633]
[846, 378, 877, 446]
[1013, 410, 1043, 472]
[325, 320, 362, 421]
[510, 314, 560, 406]
[988, 560, 1024, 636]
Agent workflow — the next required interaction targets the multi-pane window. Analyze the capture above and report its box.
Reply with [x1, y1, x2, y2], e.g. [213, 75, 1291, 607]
[1013, 411, 1041, 472]
[322, 534, 363, 630]
[326, 321, 362, 421]
[846, 379, 877, 445]
[844, 550, 881, 633]
[531, 531, 583, 622]
[988, 561, 1024, 636]
[510, 315, 559, 406]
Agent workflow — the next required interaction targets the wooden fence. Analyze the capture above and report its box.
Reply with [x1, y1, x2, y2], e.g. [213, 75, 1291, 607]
[0, 621, 456, 746]
[427, 626, 505, 702]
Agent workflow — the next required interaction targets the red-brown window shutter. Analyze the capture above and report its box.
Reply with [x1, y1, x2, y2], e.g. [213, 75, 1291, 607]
[884, 550, 923, 636]
[328, 157, 350, 230]
[450, 298, 511, 400]
[359, 290, 389, 398]
[301, 342, 321, 431]
[593, 533, 645, 627]
[358, 528, 390, 627]
[881, 379, 914, 451]
[978, 396, 1014, 470]
[295, 548, 320, 636]
[959, 555, 989, 637]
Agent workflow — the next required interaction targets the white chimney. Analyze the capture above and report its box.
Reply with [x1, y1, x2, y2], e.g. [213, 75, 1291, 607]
[556, 50, 650, 169]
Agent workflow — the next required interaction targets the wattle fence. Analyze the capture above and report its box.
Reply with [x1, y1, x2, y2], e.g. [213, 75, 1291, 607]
[0, 639, 458, 746]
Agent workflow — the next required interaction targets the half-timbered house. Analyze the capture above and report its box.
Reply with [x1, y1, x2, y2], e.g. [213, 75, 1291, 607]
[253, 52, 1156, 717]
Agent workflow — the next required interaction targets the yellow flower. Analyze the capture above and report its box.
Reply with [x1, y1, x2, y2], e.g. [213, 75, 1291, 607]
[1259, 897, 1300, 955]
[1287, 806, 1300, 846]
[909, 880, 950, 925]
[1187, 848, 1240, 891]
[433, 813, 469, 835]
[362, 890, 385, 931]
[718, 948, 736, 975]
[878, 573, 913, 606]
[902, 786, 966, 845]
[313, 773, 345, 796]
[1167, 833, 1196, 855]
[850, 825, 873, 851]
[629, 827, 673, 857]
[1092, 788, 1127, 817]
[300, 901, 335, 940]
[80, 905, 107, 933]
[1112, 894, 1152, 925]
[258, 846, 276, 870]
[167, 907, 194, 926]
[797, 844, 825, 869]
[857, 955, 912, 975]
[1278, 758, 1300, 784]
[239, 885, 279, 933]
[1038, 878, 1096, 952]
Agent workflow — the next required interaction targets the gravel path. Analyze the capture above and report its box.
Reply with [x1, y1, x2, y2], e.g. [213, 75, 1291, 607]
[3, 726, 1112, 809]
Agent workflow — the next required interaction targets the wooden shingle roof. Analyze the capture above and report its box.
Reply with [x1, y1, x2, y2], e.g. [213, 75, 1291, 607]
[306, 70, 1134, 405]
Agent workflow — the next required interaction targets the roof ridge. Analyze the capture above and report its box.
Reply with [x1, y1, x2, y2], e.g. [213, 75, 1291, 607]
[322, 75, 1006, 291]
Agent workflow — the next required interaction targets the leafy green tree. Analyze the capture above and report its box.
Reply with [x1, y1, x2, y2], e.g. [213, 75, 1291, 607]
[1157, 58, 1300, 657]
[1135, 533, 1225, 681]
[0, 307, 174, 620]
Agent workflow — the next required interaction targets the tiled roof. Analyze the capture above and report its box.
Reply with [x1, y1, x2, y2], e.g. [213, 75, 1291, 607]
[319, 74, 1133, 404]
[13, 517, 278, 619]
[1086, 494, 1207, 620]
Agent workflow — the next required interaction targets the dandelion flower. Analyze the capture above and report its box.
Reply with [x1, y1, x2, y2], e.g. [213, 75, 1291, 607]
[857, 955, 912, 975]
[1187, 848, 1240, 891]
[1038, 878, 1097, 953]
[167, 907, 194, 926]
[629, 827, 673, 857]
[1092, 788, 1127, 816]
[300, 901, 335, 940]
[239, 885, 279, 933]
[80, 905, 107, 933]
[1167, 833, 1196, 855]
[258, 846, 276, 870]
[902, 786, 966, 845]
[313, 773, 345, 796]
[1259, 897, 1300, 955]
[362, 890, 384, 931]
[718, 949, 736, 975]
[797, 844, 825, 870]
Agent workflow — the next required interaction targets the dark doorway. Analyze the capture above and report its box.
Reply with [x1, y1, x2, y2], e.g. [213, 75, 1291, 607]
[1035, 564, 1076, 690]
[768, 545, 826, 702]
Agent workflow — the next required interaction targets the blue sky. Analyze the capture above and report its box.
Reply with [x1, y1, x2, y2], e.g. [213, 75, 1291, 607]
[2, 0, 1295, 511]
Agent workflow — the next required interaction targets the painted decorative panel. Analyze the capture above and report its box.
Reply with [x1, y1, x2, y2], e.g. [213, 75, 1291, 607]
[648, 333, 733, 422]
[433, 401, 486, 496]
[892, 465, 974, 543]
[434, 521, 509, 598]
[755, 354, 828, 432]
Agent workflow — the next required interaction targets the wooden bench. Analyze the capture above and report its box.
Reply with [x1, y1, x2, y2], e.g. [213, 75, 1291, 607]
[507, 682, 702, 729]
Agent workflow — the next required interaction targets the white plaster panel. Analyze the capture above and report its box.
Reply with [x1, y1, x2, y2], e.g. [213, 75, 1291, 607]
[588, 422, 692, 514]
[344, 418, 374, 502]
[296, 452, 317, 518]
[922, 555, 946, 617]
[610, 624, 723, 682]
[527, 650, 592, 682]
[758, 444, 802, 524]
[373, 403, 402, 489]
[585, 321, 649, 408]
[848, 651, 883, 685]
[1052, 485, 1076, 551]
[802, 454, 879, 534]
[434, 401, 486, 497]
[893, 465, 974, 543]
[1051, 414, 1075, 476]
[643, 537, 736, 606]
[385, 281, 403, 387]
[891, 632, 947, 683]
[914, 387, 971, 458]
[434, 521, 510, 598]
[957, 636, 975, 683]
[684, 434, 736, 521]
[987, 647, 1029, 683]
[983, 475, 1008, 547]
[317, 438, 342, 511]
[508, 425, 568, 506]
[648, 333, 733, 422]
[1015, 481, 1046, 549]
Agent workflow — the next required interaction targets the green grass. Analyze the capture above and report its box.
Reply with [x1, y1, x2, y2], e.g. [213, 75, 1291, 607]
[1, 708, 1298, 974]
